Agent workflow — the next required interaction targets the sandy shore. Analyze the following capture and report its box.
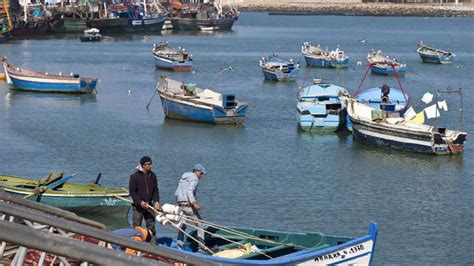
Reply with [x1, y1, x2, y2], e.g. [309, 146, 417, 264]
[231, 2, 474, 17]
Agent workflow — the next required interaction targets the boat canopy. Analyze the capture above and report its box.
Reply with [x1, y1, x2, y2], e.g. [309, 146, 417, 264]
[299, 84, 349, 100]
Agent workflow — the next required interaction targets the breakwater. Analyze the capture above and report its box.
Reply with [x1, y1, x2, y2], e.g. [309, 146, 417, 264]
[233, 3, 474, 17]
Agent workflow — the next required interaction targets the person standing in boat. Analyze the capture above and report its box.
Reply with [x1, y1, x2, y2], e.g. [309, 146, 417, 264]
[129, 156, 162, 236]
[174, 164, 207, 250]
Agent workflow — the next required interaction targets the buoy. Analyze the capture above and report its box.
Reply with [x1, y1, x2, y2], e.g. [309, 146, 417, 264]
[128, 89, 132, 94]
[357, 61, 363, 66]
[0, 73, 5, 81]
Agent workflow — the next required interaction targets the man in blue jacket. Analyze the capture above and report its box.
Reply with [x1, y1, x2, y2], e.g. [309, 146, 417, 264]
[129, 156, 162, 236]
[174, 164, 207, 250]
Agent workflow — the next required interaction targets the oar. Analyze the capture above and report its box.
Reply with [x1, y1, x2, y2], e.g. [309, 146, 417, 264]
[93, 172, 102, 185]
[24, 173, 79, 200]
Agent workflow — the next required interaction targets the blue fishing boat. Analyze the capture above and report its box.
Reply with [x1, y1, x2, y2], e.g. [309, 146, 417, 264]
[2, 57, 97, 94]
[86, 1, 168, 33]
[156, 77, 248, 125]
[157, 222, 378, 265]
[260, 54, 298, 82]
[80, 28, 101, 42]
[367, 50, 406, 76]
[417, 41, 455, 64]
[301, 42, 349, 68]
[152, 42, 193, 71]
[297, 79, 350, 132]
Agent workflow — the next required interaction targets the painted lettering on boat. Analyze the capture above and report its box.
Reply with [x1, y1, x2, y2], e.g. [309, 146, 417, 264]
[101, 198, 118, 206]
[313, 244, 365, 262]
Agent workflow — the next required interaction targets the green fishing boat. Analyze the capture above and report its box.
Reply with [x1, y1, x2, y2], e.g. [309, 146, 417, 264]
[0, 173, 131, 214]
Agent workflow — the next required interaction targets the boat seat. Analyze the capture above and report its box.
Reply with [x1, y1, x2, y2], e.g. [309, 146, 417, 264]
[238, 244, 294, 259]
[216, 240, 247, 251]
[38, 172, 64, 187]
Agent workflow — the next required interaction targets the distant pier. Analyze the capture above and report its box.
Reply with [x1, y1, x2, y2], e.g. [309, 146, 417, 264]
[233, 3, 474, 17]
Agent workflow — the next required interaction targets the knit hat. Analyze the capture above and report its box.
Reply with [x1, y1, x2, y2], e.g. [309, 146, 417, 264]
[140, 156, 152, 166]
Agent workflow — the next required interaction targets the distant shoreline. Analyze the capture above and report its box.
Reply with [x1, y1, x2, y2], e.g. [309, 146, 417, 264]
[232, 3, 474, 17]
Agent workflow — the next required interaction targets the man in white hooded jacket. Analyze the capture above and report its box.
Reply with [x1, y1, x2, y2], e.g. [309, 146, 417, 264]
[174, 164, 206, 250]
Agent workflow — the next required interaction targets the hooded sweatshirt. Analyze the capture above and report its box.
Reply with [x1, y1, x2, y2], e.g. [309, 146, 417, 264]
[174, 172, 199, 203]
[129, 164, 160, 209]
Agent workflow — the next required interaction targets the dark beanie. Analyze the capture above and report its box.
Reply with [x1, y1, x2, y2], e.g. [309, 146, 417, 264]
[140, 156, 152, 166]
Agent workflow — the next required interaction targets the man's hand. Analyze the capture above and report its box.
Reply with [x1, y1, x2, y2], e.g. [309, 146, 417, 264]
[139, 201, 148, 209]
[192, 202, 201, 211]
[153, 202, 163, 212]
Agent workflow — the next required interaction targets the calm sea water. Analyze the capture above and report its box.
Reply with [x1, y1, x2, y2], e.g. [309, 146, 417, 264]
[1, 13, 473, 264]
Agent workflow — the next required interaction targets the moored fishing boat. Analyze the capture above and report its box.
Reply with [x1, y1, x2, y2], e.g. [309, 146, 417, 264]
[347, 96, 467, 155]
[367, 50, 406, 76]
[80, 28, 101, 42]
[417, 41, 455, 64]
[297, 79, 350, 132]
[9, 4, 63, 37]
[156, 76, 248, 125]
[301, 42, 349, 68]
[0, 173, 131, 213]
[152, 41, 192, 71]
[0, 0, 13, 42]
[2, 57, 98, 93]
[157, 222, 378, 265]
[260, 54, 298, 82]
[169, 0, 239, 31]
[86, 0, 168, 33]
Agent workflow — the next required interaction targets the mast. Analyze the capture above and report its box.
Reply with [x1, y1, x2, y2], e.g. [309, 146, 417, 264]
[23, 0, 27, 22]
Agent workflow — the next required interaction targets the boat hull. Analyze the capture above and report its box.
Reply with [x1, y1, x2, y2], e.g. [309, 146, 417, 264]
[153, 55, 192, 71]
[262, 68, 297, 82]
[160, 94, 247, 125]
[57, 18, 88, 33]
[3, 189, 130, 214]
[158, 223, 378, 265]
[86, 14, 167, 33]
[7, 74, 97, 93]
[304, 55, 349, 68]
[0, 174, 131, 214]
[350, 117, 466, 155]
[418, 53, 454, 64]
[370, 64, 406, 76]
[80, 36, 101, 42]
[298, 112, 346, 132]
[170, 16, 237, 31]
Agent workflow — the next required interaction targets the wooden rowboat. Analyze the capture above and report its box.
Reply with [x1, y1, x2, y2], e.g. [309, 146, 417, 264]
[0, 173, 131, 214]
[157, 223, 378, 265]
[2, 57, 98, 94]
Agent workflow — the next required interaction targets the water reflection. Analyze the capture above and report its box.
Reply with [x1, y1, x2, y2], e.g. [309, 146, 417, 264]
[3, 90, 97, 110]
